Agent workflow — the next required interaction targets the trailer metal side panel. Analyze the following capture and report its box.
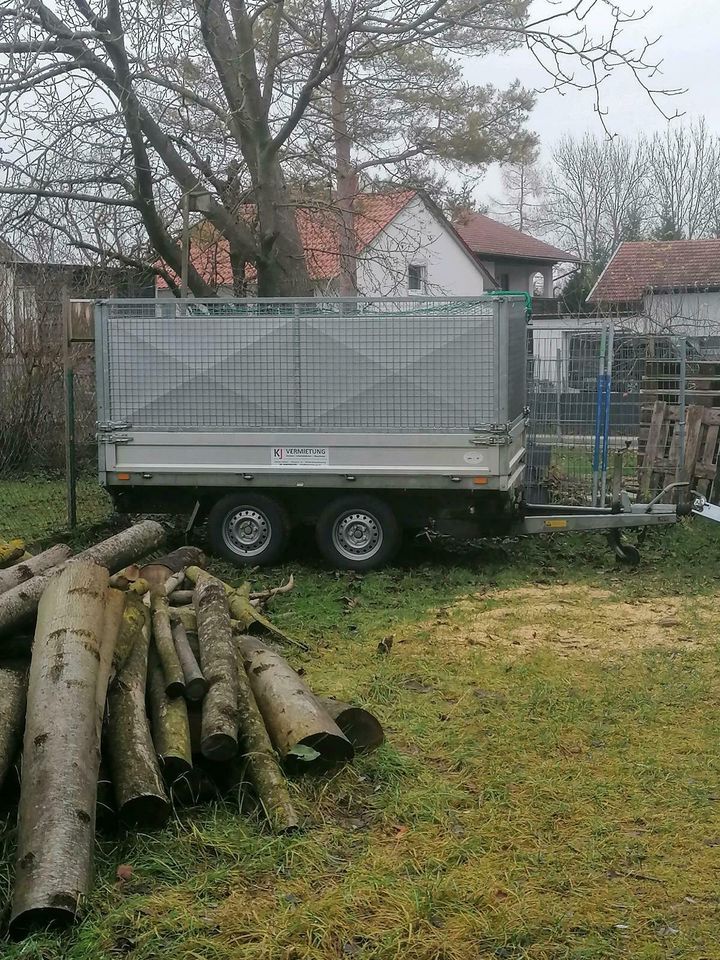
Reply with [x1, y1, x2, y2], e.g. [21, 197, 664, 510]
[96, 297, 528, 490]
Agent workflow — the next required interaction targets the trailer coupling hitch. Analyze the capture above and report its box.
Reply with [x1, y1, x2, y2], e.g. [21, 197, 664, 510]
[690, 495, 720, 524]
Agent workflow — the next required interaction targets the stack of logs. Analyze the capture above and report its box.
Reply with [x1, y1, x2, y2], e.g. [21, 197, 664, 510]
[0, 523, 383, 938]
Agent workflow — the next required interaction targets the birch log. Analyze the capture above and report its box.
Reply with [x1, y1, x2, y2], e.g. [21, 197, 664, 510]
[0, 544, 72, 596]
[195, 576, 238, 761]
[238, 636, 353, 773]
[11, 564, 121, 934]
[107, 597, 170, 827]
[0, 665, 27, 791]
[0, 520, 165, 639]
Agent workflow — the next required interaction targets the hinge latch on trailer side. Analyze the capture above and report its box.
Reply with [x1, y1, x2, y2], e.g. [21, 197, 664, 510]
[97, 420, 131, 432]
[470, 422, 513, 446]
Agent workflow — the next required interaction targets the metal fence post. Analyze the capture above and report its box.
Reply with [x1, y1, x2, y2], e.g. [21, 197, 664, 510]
[555, 347, 562, 443]
[677, 336, 687, 478]
[62, 296, 77, 529]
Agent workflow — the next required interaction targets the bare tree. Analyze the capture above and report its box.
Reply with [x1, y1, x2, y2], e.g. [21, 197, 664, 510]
[492, 146, 544, 232]
[544, 133, 651, 261]
[0, 0, 678, 294]
[647, 119, 720, 240]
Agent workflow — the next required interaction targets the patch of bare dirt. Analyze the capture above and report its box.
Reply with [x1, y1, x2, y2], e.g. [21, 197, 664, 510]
[416, 584, 712, 658]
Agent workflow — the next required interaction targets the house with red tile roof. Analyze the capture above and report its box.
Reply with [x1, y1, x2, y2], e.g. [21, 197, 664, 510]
[453, 212, 579, 297]
[589, 240, 720, 334]
[159, 190, 488, 298]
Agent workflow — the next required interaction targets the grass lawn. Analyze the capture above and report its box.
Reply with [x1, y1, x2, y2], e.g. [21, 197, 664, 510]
[0, 476, 113, 544]
[1, 521, 720, 959]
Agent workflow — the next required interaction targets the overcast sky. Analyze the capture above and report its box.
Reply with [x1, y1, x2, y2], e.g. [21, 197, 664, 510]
[472, 0, 718, 208]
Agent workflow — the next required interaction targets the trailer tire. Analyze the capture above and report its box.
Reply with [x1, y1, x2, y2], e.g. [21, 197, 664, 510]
[316, 496, 401, 571]
[208, 493, 289, 566]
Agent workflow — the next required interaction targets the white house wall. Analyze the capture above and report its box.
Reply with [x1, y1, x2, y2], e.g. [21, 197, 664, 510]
[357, 196, 485, 297]
[643, 292, 720, 335]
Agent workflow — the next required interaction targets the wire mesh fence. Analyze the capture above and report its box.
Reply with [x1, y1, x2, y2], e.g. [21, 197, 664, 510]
[0, 334, 111, 547]
[526, 323, 720, 506]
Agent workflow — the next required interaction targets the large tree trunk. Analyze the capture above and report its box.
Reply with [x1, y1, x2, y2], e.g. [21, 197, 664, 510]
[238, 636, 353, 773]
[0, 544, 72, 596]
[326, 3, 358, 296]
[236, 656, 299, 833]
[11, 564, 122, 934]
[107, 596, 170, 828]
[0, 520, 165, 639]
[195, 576, 238, 760]
[0, 666, 27, 791]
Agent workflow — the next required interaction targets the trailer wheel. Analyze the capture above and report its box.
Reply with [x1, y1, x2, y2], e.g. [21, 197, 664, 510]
[208, 493, 289, 566]
[316, 496, 401, 571]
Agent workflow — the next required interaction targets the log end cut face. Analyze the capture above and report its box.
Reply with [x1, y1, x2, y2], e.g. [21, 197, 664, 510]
[120, 793, 172, 830]
[285, 732, 354, 775]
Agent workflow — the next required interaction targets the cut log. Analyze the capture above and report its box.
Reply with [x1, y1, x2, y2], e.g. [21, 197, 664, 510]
[236, 654, 299, 833]
[0, 544, 72, 596]
[172, 619, 207, 701]
[195, 576, 238, 761]
[107, 597, 170, 828]
[0, 665, 27, 791]
[140, 547, 206, 592]
[169, 589, 194, 605]
[11, 563, 120, 934]
[0, 520, 166, 639]
[150, 590, 185, 698]
[237, 636, 353, 773]
[186, 566, 307, 651]
[147, 647, 192, 783]
[316, 697, 384, 753]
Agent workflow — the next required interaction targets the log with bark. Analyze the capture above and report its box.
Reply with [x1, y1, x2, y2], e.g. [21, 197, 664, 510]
[0, 520, 165, 639]
[168, 589, 194, 605]
[107, 595, 170, 828]
[194, 574, 238, 761]
[237, 636, 353, 773]
[172, 619, 207, 701]
[235, 651, 299, 833]
[147, 647, 192, 783]
[140, 547, 206, 592]
[0, 544, 72, 596]
[0, 665, 27, 791]
[10, 564, 123, 934]
[316, 697, 384, 753]
[150, 589, 185, 698]
[185, 566, 307, 651]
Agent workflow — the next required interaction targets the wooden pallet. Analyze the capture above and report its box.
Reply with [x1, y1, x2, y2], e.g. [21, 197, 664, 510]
[639, 400, 720, 500]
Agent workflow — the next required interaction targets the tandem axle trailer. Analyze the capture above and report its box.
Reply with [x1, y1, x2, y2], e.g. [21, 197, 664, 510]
[94, 296, 718, 570]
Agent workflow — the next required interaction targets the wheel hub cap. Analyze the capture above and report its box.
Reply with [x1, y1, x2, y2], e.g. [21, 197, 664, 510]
[224, 507, 271, 557]
[333, 511, 383, 560]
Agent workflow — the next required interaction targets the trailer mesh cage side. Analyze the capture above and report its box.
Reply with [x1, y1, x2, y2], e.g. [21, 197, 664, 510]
[98, 296, 528, 434]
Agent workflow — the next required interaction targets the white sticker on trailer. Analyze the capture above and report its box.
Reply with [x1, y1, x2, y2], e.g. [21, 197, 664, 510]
[271, 446, 329, 467]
